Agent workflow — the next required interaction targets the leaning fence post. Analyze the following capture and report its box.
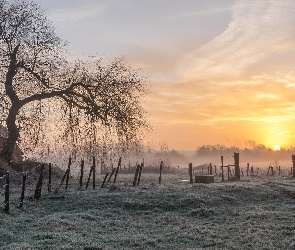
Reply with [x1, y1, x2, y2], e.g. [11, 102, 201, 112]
[86, 165, 93, 190]
[59, 168, 69, 188]
[159, 161, 163, 184]
[4, 171, 9, 213]
[137, 163, 143, 186]
[107, 168, 116, 183]
[20, 172, 27, 208]
[113, 157, 121, 184]
[101, 173, 109, 188]
[189, 163, 193, 184]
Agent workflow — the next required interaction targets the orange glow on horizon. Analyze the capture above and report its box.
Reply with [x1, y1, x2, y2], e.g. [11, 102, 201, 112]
[273, 146, 281, 151]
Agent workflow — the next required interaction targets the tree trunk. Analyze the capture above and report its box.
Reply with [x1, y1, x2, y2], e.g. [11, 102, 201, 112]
[3, 44, 21, 164]
[3, 103, 20, 164]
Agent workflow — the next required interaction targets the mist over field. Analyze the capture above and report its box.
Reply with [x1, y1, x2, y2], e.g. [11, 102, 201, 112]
[33, 143, 295, 177]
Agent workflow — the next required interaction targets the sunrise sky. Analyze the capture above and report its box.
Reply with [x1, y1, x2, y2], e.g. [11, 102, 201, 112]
[35, 0, 295, 151]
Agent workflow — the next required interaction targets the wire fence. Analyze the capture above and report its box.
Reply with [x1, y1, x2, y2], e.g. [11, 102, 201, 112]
[1, 153, 295, 213]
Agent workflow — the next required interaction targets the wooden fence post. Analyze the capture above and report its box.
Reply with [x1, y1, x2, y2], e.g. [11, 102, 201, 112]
[234, 152, 240, 180]
[137, 163, 143, 186]
[221, 156, 224, 182]
[113, 157, 121, 184]
[4, 171, 9, 213]
[108, 168, 116, 183]
[59, 168, 69, 189]
[133, 165, 140, 186]
[65, 158, 71, 189]
[279, 166, 281, 176]
[86, 165, 94, 190]
[271, 166, 274, 176]
[292, 155, 295, 178]
[101, 173, 109, 188]
[247, 163, 249, 177]
[80, 159, 84, 187]
[159, 161, 163, 184]
[48, 163, 52, 192]
[34, 163, 45, 199]
[92, 157, 96, 189]
[209, 163, 212, 175]
[101, 157, 103, 174]
[189, 163, 193, 184]
[20, 172, 27, 208]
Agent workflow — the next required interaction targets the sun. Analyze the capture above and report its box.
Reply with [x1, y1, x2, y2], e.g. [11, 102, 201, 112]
[273, 145, 281, 151]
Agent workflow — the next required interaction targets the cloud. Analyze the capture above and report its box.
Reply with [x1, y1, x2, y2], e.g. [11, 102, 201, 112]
[277, 131, 289, 136]
[170, 6, 231, 20]
[143, 0, 295, 149]
[180, 0, 295, 80]
[49, 2, 106, 22]
[146, 71, 295, 127]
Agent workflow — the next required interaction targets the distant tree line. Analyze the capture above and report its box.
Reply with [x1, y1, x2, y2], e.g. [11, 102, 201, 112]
[196, 144, 295, 161]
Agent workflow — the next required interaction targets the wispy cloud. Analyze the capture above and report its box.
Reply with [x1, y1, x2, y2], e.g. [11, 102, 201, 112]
[180, 0, 295, 79]
[278, 131, 289, 136]
[49, 2, 106, 22]
[170, 6, 231, 20]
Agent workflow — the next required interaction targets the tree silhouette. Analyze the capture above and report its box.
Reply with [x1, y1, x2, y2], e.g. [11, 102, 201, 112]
[0, 0, 149, 163]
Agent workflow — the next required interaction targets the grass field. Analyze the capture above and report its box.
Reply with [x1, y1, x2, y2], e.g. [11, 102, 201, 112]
[1, 172, 295, 249]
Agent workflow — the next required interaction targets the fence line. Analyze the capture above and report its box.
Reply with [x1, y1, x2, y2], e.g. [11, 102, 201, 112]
[1, 155, 295, 213]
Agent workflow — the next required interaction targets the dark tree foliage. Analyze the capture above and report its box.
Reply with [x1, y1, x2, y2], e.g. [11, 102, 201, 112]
[0, 0, 149, 163]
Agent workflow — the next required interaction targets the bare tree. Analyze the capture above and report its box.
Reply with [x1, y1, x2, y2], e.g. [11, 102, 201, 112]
[0, 0, 149, 164]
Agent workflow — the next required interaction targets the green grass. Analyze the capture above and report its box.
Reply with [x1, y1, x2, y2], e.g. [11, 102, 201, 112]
[1, 174, 295, 249]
